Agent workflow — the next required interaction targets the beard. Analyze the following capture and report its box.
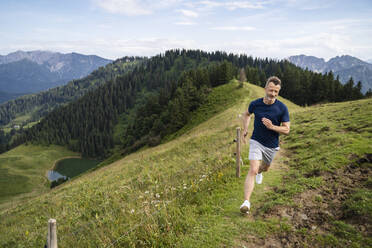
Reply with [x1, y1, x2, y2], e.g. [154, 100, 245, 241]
[265, 94, 276, 101]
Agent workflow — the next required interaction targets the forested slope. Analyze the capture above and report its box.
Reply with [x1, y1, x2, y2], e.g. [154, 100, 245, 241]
[0, 57, 142, 152]
[9, 50, 366, 158]
[0, 56, 142, 128]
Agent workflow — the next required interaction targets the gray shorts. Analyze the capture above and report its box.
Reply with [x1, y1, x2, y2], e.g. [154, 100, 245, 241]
[249, 139, 279, 165]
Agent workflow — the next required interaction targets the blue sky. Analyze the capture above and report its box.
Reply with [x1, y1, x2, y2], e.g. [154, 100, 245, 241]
[1, 0, 372, 61]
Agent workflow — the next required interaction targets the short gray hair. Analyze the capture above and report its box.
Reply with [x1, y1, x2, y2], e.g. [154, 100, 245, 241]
[265, 76, 281, 87]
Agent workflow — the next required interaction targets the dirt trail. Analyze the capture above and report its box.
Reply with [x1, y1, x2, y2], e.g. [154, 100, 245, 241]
[233, 146, 290, 247]
[239, 153, 372, 248]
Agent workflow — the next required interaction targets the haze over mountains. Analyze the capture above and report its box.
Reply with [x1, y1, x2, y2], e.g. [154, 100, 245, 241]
[0, 51, 112, 103]
[287, 55, 372, 93]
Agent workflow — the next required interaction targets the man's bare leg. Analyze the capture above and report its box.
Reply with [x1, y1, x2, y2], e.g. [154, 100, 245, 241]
[244, 160, 260, 201]
[258, 162, 270, 173]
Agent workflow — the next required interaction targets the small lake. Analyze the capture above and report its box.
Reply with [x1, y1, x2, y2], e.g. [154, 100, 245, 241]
[48, 158, 100, 182]
[48, 170, 68, 181]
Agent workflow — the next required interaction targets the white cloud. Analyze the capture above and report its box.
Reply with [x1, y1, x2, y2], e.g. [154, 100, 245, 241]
[199, 1, 266, 10]
[174, 21, 197, 25]
[225, 1, 266, 10]
[198, 0, 221, 9]
[178, 9, 199, 18]
[111, 38, 196, 55]
[95, 0, 151, 15]
[94, 0, 180, 16]
[206, 32, 361, 60]
[97, 24, 113, 29]
[211, 26, 255, 31]
[281, 0, 334, 10]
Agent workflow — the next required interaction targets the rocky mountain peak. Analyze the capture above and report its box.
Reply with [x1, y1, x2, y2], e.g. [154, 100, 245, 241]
[287, 54, 372, 93]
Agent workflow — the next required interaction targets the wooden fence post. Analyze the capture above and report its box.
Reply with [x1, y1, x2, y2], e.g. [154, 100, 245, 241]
[47, 219, 57, 248]
[236, 127, 241, 177]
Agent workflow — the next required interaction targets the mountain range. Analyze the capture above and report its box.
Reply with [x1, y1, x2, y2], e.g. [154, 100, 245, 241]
[287, 55, 372, 93]
[0, 56, 141, 129]
[0, 51, 112, 102]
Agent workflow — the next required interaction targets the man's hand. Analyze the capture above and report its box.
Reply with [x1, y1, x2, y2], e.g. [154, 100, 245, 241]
[242, 131, 248, 144]
[262, 118, 291, 135]
[262, 118, 274, 130]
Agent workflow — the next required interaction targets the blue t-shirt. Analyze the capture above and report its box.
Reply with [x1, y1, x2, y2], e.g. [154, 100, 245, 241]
[248, 98, 290, 148]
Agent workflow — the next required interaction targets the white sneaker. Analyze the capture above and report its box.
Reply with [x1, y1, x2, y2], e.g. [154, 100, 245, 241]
[256, 173, 263, 184]
[240, 200, 250, 213]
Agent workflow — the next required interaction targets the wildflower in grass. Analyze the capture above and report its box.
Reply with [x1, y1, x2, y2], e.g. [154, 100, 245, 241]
[156, 193, 160, 198]
[130, 209, 135, 214]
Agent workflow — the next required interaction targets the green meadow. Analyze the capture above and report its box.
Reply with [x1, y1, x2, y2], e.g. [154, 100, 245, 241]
[0, 145, 79, 210]
[0, 81, 370, 247]
[2, 106, 41, 133]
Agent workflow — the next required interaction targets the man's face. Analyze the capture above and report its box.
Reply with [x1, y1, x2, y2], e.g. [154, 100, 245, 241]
[265, 82, 281, 101]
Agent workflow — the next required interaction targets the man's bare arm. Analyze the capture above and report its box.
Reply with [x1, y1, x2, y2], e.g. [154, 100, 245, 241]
[243, 111, 251, 135]
[262, 118, 290, 135]
[241, 111, 252, 144]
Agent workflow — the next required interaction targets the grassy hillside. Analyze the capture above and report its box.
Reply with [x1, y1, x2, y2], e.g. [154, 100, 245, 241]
[263, 97, 372, 247]
[0, 145, 79, 210]
[0, 81, 370, 247]
[109, 79, 251, 164]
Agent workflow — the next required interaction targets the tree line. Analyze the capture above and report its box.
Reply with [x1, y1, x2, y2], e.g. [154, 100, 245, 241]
[0, 56, 143, 127]
[6, 49, 367, 158]
[121, 61, 235, 155]
[12, 50, 236, 157]
[244, 60, 365, 106]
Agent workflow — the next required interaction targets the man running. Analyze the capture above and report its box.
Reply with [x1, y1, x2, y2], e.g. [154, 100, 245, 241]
[240, 76, 290, 213]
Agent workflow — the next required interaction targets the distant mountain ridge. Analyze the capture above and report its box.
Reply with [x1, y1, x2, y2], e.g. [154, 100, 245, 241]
[0, 56, 142, 128]
[0, 50, 60, 65]
[0, 91, 24, 104]
[287, 54, 372, 93]
[0, 50, 112, 76]
[0, 50, 112, 102]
